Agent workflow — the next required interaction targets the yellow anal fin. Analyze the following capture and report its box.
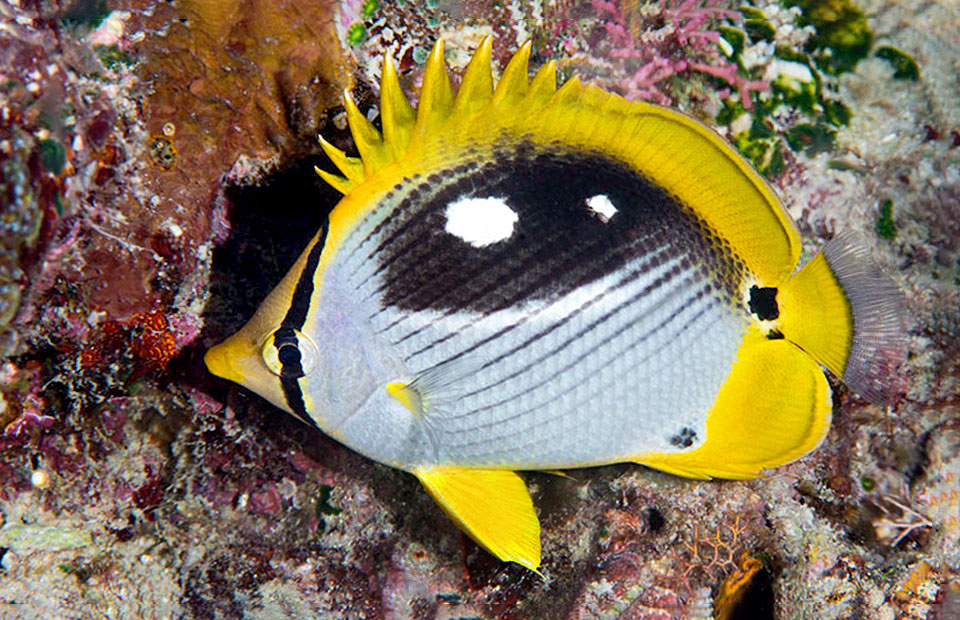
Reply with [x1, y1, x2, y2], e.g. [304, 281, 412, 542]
[416, 467, 542, 573]
[636, 337, 831, 479]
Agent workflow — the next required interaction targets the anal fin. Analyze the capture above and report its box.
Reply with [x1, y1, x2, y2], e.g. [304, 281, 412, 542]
[415, 467, 542, 573]
[636, 336, 831, 479]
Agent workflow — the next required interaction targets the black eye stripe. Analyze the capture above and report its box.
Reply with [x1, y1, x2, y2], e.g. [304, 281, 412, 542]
[274, 221, 327, 427]
[272, 327, 314, 427]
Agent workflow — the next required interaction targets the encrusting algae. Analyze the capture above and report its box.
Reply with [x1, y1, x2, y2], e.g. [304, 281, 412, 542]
[205, 37, 906, 572]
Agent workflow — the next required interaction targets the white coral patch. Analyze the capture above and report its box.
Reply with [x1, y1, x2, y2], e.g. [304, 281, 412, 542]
[444, 196, 518, 247]
[585, 194, 618, 223]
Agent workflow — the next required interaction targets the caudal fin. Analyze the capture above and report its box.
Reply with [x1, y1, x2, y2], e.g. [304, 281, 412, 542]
[777, 233, 906, 404]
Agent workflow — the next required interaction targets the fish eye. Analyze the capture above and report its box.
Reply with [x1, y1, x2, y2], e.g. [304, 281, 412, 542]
[260, 328, 319, 378]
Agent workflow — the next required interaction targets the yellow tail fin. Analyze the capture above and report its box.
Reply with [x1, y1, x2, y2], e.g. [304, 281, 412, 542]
[777, 233, 906, 404]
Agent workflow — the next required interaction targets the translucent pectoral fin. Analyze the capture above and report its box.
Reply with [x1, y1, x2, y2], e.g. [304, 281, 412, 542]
[636, 338, 832, 480]
[415, 467, 542, 573]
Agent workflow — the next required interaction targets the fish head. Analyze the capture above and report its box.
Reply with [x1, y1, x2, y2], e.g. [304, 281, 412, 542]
[204, 284, 323, 419]
[205, 228, 340, 425]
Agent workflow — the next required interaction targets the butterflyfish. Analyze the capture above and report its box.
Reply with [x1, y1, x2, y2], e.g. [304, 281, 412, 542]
[205, 39, 906, 573]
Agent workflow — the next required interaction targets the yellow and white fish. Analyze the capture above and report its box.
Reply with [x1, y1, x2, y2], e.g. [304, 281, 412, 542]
[205, 39, 905, 572]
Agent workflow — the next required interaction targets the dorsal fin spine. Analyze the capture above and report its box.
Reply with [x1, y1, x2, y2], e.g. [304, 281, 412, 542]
[528, 59, 557, 103]
[317, 39, 562, 193]
[452, 36, 494, 118]
[492, 40, 532, 107]
[343, 90, 389, 175]
[314, 165, 354, 195]
[379, 55, 416, 160]
[318, 135, 363, 180]
[415, 39, 455, 135]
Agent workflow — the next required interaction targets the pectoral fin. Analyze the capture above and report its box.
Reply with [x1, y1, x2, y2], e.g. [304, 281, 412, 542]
[415, 466, 542, 573]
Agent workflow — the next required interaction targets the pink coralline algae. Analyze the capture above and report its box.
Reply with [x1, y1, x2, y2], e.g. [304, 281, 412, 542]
[556, 0, 768, 106]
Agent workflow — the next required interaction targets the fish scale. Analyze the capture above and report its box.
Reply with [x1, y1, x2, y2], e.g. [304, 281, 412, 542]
[205, 38, 906, 572]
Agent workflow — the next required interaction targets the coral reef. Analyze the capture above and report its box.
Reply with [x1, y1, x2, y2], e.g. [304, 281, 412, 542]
[0, 0, 958, 618]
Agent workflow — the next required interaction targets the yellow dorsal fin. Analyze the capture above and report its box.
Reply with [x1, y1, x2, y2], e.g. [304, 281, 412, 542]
[416, 39, 455, 135]
[551, 73, 583, 106]
[318, 40, 801, 285]
[316, 135, 364, 194]
[528, 59, 557, 103]
[452, 36, 494, 118]
[343, 90, 390, 175]
[492, 40, 531, 107]
[313, 165, 353, 196]
[380, 55, 416, 160]
[416, 467, 542, 574]
[635, 333, 831, 479]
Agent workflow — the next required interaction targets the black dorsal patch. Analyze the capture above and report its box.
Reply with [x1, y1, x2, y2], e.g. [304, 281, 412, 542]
[371, 142, 742, 314]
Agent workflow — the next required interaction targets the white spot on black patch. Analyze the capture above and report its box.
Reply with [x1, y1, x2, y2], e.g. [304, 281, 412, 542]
[670, 427, 698, 449]
[444, 196, 518, 247]
[585, 194, 618, 223]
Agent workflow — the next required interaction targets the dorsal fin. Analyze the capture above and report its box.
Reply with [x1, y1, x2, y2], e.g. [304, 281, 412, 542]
[491, 40, 531, 107]
[343, 90, 390, 175]
[415, 39, 455, 136]
[380, 54, 416, 160]
[452, 36, 494, 118]
[316, 39, 800, 283]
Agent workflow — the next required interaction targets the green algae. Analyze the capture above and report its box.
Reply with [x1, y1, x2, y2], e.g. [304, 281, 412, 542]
[0, 524, 93, 552]
[875, 46, 920, 81]
[95, 46, 135, 72]
[347, 22, 367, 46]
[876, 198, 896, 240]
[361, 0, 379, 20]
[712, 2, 876, 176]
[39, 138, 67, 174]
[785, 0, 872, 75]
[740, 6, 775, 43]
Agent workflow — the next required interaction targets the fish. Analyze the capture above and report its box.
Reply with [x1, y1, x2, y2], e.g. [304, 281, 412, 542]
[204, 38, 906, 573]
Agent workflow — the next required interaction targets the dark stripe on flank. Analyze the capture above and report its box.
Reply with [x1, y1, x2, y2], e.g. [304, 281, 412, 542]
[447, 287, 718, 443]
[275, 222, 329, 427]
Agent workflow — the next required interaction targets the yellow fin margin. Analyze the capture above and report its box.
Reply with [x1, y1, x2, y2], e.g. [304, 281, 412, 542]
[416, 466, 542, 573]
[636, 334, 831, 479]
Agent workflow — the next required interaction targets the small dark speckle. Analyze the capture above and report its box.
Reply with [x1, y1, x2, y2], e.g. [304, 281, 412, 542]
[670, 427, 697, 448]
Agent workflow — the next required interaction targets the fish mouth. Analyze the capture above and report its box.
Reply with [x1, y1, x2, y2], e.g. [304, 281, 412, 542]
[204, 340, 245, 385]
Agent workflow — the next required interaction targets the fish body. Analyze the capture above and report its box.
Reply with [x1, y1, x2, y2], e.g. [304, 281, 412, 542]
[205, 39, 905, 572]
